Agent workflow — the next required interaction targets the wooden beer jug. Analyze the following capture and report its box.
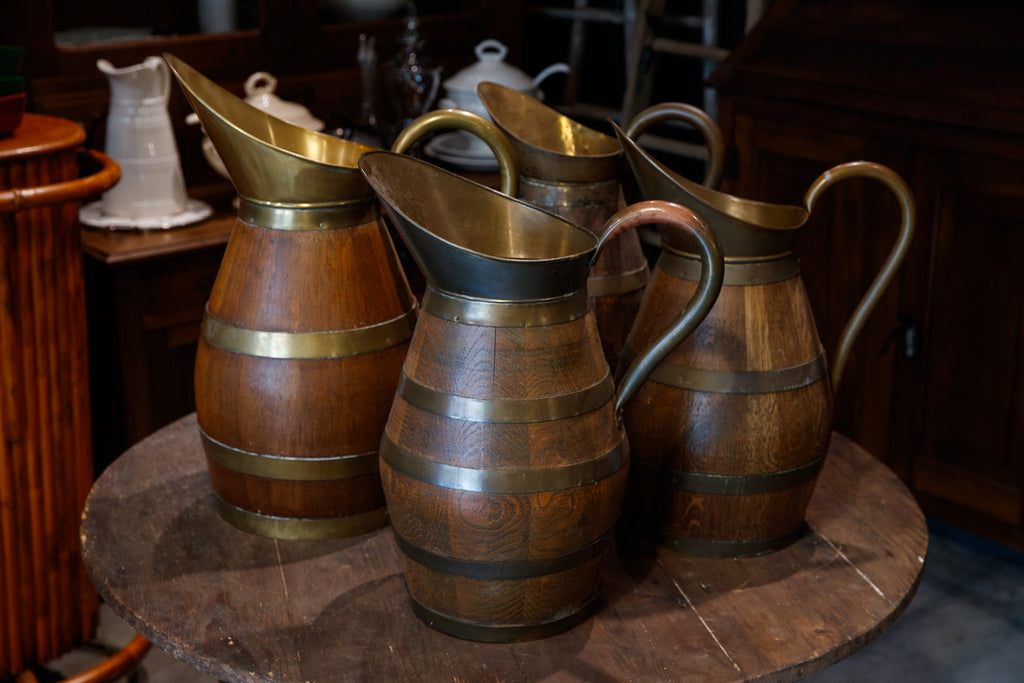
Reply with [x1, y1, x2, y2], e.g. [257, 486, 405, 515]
[478, 82, 724, 366]
[613, 122, 915, 557]
[166, 54, 418, 540]
[359, 150, 724, 642]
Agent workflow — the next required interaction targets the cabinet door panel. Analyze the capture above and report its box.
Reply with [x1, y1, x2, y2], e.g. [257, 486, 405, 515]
[913, 151, 1024, 520]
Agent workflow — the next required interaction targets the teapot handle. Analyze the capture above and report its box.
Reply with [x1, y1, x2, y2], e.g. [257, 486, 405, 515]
[593, 201, 724, 413]
[391, 109, 520, 196]
[624, 103, 726, 189]
[803, 161, 916, 393]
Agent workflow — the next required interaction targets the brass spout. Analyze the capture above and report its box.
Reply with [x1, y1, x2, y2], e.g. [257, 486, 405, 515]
[478, 82, 621, 182]
[612, 121, 807, 258]
[358, 151, 595, 302]
[163, 53, 377, 207]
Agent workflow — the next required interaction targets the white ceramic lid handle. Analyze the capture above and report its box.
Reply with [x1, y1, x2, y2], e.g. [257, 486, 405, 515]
[475, 39, 508, 62]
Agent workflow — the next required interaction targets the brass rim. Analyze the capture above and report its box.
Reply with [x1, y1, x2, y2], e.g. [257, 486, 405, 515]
[238, 197, 380, 231]
[658, 248, 800, 286]
[621, 347, 828, 395]
[381, 434, 626, 493]
[201, 305, 416, 359]
[215, 499, 388, 540]
[587, 264, 649, 298]
[396, 373, 615, 424]
[421, 287, 590, 328]
[200, 429, 380, 481]
[629, 457, 824, 495]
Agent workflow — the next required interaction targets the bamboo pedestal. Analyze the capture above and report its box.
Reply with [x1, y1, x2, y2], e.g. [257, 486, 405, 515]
[0, 114, 119, 677]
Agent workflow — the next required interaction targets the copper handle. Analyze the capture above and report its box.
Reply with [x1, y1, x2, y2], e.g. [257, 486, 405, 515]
[595, 200, 725, 413]
[390, 109, 520, 197]
[624, 102, 726, 189]
[0, 149, 121, 213]
[803, 161, 916, 393]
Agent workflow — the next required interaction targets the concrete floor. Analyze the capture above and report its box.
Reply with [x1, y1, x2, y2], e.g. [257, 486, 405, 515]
[36, 518, 1024, 682]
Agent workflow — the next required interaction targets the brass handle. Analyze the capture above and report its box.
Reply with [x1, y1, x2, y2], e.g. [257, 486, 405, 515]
[803, 161, 916, 393]
[594, 200, 725, 413]
[624, 103, 726, 189]
[0, 149, 121, 213]
[390, 109, 520, 197]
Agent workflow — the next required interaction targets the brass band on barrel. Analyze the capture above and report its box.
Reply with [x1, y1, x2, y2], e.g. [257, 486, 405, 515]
[421, 288, 590, 328]
[587, 264, 649, 298]
[394, 530, 611, 580]
[630, 457, 825, 496]
[382, 435, 625, 493]
[407, 596, 596, 644]
[201, 306, 416, 359]
[214, 498, 388, 540]
[659, 248, 800, 286]
[397, 373, 615, 424]
[621, 346, 828, 395]
[238, 196, 380, 231]
[645, 524, 807, 558]
[200, 429, 380, 481]
[519, 176, 621, 209]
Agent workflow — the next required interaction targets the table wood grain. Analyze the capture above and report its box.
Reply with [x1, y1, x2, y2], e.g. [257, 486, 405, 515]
[80, 414, 927, 682]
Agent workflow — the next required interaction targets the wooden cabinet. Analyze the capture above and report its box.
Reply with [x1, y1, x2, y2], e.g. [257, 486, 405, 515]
[709, 0, 1024, 548]
[2, 1, 523, 467]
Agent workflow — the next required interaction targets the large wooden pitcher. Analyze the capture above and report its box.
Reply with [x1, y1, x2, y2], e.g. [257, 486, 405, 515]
[359, 150, 723, 642]
[613, 123, 915, 557]
[478, 82, 724, 366]
[165, 54, 417, 540]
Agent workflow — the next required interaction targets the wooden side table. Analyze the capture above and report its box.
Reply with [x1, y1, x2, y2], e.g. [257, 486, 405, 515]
[80, 203, 234, 471]
[81, 414, 927, 681]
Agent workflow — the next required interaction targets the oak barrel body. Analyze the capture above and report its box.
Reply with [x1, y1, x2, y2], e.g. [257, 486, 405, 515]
[195, 202, 416, 539]
[0, 115, 118, 675]
[381, 291, 627, 641]
[621, 250, 833, 557]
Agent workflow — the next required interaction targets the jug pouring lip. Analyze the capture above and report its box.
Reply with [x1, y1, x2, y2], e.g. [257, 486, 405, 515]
[359, 150, 599, 302]
[164, 53, 377, 205]
[478, 82, 621, 182]
[613, 121, 809, 257]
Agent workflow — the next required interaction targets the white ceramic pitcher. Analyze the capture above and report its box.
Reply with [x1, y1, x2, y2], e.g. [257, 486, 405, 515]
[98, 56, 187, 219]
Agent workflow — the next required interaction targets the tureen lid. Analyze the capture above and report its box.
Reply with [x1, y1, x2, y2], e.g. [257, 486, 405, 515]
[443, 40, 536, 93]
[243, 71, 324, 131]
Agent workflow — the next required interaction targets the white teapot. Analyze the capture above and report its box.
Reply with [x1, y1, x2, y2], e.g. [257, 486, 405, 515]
[189, 71, 324, 180]
[437, 40, 568, 158]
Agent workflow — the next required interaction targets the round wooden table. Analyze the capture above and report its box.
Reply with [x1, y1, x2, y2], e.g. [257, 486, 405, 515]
[81, 414, 927, 682]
